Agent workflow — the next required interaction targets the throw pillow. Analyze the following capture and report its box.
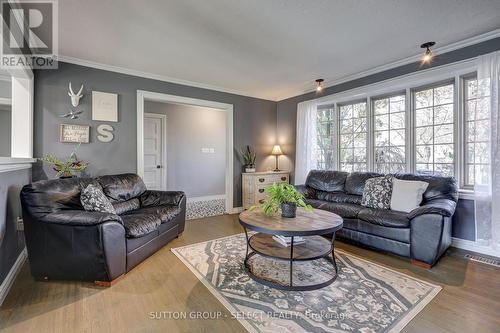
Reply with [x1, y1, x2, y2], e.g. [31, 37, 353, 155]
[80, 184, 116, 214]
[361, 175, 393, 209]
[390, 178, 429, 213]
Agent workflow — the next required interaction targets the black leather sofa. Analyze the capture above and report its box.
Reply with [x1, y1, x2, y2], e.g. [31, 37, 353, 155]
[20, 173, 186, 284]
[297, 170, 458, 267]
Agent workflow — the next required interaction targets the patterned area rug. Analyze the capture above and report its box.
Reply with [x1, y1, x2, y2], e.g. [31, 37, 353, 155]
[172, 233, 441, 333]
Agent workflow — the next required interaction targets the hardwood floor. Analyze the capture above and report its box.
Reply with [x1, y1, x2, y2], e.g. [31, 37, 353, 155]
[1, 214, 499, 333]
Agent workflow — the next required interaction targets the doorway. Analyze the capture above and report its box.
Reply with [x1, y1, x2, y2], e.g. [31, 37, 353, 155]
[137, 91, 234, 215]
[143, 113, 167, 190]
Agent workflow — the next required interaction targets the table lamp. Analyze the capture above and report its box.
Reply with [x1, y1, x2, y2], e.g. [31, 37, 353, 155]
[271, 145, 283, 172]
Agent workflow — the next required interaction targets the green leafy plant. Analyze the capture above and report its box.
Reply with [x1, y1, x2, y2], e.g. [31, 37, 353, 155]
[39, 144, 88, 178]
[240, 145, 256, 167]
[254, 183, 313, 216]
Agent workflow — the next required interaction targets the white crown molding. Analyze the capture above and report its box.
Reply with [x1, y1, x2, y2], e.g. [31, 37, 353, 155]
[276, 29, 500, 101]
[58, 29, 500, 102]
[0, 248, 27, 306]
[56, 55, 271, 101]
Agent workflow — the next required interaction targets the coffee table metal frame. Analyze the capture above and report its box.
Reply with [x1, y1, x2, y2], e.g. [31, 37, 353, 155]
[240, 218, 342, 291]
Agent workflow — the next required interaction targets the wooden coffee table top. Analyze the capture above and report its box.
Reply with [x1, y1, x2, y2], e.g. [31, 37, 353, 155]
[239, 208, 343, 236]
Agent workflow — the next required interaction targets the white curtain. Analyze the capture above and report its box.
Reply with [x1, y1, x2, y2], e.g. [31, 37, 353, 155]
[294, 100, 318, 185]
[475, 51, 500, 253]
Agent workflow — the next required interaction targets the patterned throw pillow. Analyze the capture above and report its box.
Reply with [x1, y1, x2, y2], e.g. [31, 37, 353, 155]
[361, 176, 393, 209]
[80, 184, 116, 214]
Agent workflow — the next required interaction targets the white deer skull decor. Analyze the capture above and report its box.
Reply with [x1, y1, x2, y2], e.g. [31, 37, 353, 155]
[68, 82, 84, 107]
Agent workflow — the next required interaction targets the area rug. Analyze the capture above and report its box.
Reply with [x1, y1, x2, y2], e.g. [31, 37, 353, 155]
[172, 233, 441, 333]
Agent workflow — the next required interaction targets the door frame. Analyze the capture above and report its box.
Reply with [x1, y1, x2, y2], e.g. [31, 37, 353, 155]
[137, 90, 234, 214]
[144, 112, 167, 190]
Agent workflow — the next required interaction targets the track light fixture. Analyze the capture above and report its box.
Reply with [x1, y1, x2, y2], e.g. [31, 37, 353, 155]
[315, 79, 324, 92]
[420, 42, 436, 64]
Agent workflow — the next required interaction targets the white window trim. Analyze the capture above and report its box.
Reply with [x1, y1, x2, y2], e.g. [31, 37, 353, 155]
[0, 66, 35, 171]
[306, 58, 478, 199]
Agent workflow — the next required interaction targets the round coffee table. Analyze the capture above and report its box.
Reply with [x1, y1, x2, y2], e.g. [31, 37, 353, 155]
[239, 208, 343, 291]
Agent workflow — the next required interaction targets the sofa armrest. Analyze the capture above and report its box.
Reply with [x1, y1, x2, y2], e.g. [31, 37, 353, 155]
[39, 210, 123, 226]
[295, 185, 315, 199]
[140, 190, 185, 207]
[25, 211, 126, 282]
[408, 199, 456, 220]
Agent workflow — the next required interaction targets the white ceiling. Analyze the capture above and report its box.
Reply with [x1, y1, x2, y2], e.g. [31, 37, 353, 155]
[59, 0, 500, 101]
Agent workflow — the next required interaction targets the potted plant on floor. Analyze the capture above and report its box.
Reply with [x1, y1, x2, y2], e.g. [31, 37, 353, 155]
[40, 145, 88, 179]
[257, 183, 313, 218]
[240, 145, 256, 173]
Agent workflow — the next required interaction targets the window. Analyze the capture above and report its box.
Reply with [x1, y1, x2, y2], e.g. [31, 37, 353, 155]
[302, 63, 488, 191]
[413, 83, 455, 176]
[339, 101, 367, 172]
[315, 107, 335, 170]
[464, 77, 490, 187]
[373, 94, 406, 173]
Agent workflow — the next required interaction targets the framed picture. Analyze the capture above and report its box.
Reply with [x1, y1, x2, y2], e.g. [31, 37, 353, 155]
[59, 124, 90, 143]
[92, 91, 118, 122]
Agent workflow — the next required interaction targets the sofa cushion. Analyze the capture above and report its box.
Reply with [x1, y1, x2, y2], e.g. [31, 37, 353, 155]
[113, 198, 140, 215]
[133, 205, 182, 223]
[345, 172, 382, 196]
[361, 175, 393, 209]
[306, 199, 364, 219]
[316, 191, 362, 204]
[20, 178, 99, 217]
[121, 213, 161, 238]
[358, 208, 409, 228]
[305, 170, 348, 192]
[393, 173, 458, 203]
[97, 174, 147, 203]
[342, 218, 410, 243]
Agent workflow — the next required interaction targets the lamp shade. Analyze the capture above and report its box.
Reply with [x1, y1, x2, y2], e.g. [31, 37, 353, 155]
[271, 145, 283, 155]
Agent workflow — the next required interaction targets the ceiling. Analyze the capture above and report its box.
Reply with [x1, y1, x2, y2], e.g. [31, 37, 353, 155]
[59, 0, 500, 101]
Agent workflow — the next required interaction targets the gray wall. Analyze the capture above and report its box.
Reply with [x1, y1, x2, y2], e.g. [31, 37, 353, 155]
[33, 62, 277, 207]
[0, 106, 11, 157]
[145, 101, 226, 198]
[0, 168, 30, 286]
[276, 37, 500, 242]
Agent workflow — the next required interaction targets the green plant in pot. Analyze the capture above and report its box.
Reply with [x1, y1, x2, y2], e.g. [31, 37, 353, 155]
[240, 145, 256, 173]
[39, 145, 88, 178]
[258, 183, 313, 218]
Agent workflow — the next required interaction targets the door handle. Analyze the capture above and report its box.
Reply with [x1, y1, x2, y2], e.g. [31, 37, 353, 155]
[156, 165, 161, 169]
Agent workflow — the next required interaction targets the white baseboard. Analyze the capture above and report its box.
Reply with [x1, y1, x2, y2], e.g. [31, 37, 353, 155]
[186, 195, 226, 203]
[451, 237, 500, 258]
[230, 207, 244, 214]
[0, 247, 27, 306]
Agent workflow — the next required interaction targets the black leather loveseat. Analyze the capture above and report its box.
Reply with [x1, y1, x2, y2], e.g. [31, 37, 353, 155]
[297, 170, 458, 267]
[20, 173, 186, 284]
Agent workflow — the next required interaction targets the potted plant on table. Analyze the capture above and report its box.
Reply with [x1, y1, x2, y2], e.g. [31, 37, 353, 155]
[39, 145, 88, 179]
[257, 183, 313, 218]
[240, 145, 256, 173]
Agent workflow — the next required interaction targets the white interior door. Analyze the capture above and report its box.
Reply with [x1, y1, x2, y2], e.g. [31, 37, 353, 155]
[143, 113, 166, 190]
